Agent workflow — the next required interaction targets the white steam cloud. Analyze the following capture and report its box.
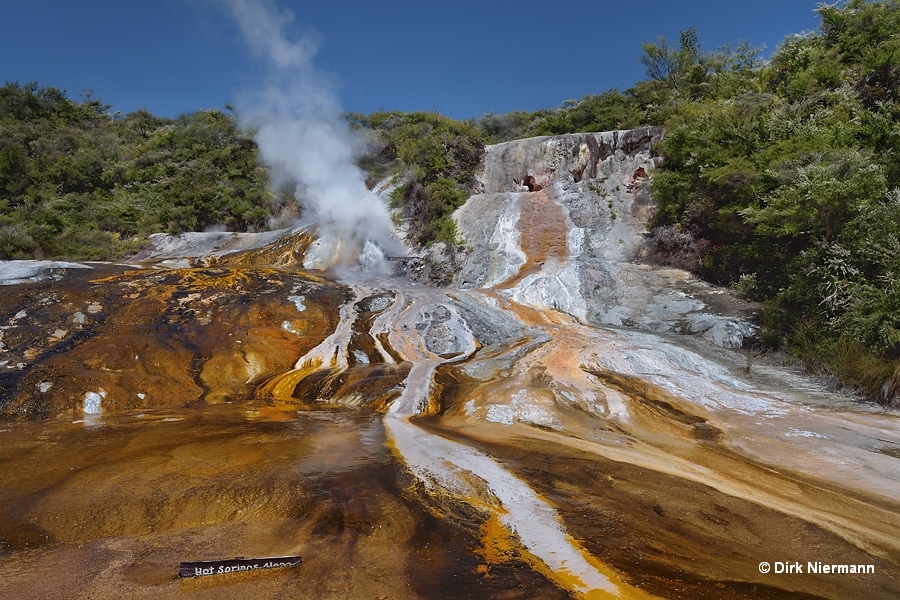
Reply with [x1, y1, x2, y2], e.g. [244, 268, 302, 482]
[219, 0, 404, 269]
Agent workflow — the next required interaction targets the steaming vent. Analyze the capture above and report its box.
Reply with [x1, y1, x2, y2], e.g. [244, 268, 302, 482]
[223, 0, 409, 275]
[298, 218, 400, 274]
[358, 240, 387, 271]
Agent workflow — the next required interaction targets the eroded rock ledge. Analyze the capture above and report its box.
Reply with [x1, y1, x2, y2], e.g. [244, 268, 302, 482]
[448, 127, 757, 348]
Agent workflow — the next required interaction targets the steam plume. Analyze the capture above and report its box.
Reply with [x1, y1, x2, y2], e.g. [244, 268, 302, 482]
[218, 0, 403, 269]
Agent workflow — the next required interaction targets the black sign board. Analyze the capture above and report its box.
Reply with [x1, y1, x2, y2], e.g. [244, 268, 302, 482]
[178, 555, 302, 578]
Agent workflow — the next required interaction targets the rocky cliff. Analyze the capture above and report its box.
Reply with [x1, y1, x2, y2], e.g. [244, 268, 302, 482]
[451, 127, 757, 348]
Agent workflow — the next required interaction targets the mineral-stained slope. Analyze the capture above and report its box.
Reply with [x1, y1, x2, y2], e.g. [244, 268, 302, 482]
[455, 128, 756, 347]
[0, 261, 345, 418]
[0, 129, 899, 599]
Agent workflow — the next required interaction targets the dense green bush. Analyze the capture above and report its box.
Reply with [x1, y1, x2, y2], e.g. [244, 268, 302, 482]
[351, 111, 485, 246]
[642, 0, 900, 403]
[0, 83, 281, 260]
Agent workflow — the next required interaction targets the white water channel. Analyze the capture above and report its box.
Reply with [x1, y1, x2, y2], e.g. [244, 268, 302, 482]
[384, 410, 622, 597]
[379, 290, 629, 598]
[285, 280, 631, 597]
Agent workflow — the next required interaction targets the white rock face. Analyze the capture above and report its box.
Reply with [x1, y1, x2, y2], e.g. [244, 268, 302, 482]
[413, 303, 477, 357]
[687, 314, 758, 349]
[452, 128, 757, 348]
[0, 260, 92, 286]
[138, 230, 289, 260]
[454, 192, 525, 288]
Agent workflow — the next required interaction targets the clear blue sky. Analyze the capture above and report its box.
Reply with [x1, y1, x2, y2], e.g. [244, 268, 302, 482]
[2, 0, 825, 120]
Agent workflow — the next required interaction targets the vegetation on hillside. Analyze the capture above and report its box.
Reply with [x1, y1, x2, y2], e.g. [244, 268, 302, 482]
[0, 82, 288, 260]
[350, 111, 486, 246]
[642, 0, 900, 405]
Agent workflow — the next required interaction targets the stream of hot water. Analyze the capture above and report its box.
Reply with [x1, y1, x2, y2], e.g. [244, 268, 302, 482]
[254, 273, 643, 597]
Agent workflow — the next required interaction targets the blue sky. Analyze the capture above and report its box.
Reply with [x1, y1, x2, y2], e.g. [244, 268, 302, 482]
[2, 0, 825, 120]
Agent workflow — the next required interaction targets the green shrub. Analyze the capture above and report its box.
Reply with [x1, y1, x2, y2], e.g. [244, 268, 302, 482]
[0, 83, 277, 260]
[352, 111, 485, 247]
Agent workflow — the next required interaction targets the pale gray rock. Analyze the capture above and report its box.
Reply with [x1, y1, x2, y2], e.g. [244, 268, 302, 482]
[687, 314, 758, 349]
[135, 229, 292, 261]
[477, 127, 662, 194]
[448, 293, 530, 348]
[412, 303, 476, 357]
[452, 127, 758, 349]
[0, 260, 93, 286]
[454, 192, 524, 289]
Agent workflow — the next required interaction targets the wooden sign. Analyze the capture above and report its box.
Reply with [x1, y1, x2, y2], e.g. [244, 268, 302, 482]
[178, 555, 302, 578]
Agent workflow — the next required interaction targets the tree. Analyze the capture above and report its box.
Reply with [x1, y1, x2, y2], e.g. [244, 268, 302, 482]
[639, 27, 701, 95]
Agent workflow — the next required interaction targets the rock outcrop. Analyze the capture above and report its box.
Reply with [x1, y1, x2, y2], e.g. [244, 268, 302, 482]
[452, 127, 757, 348]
